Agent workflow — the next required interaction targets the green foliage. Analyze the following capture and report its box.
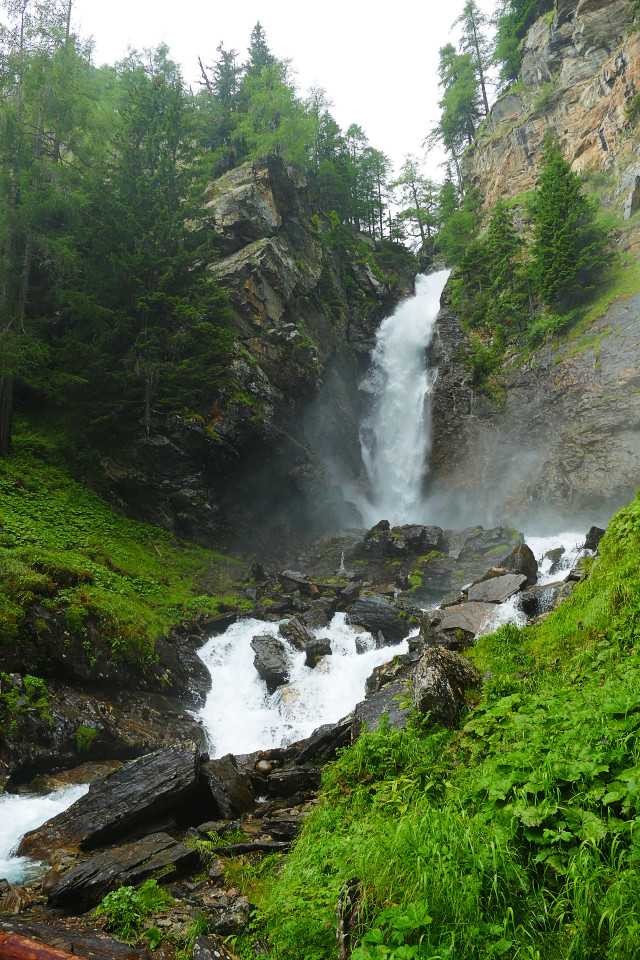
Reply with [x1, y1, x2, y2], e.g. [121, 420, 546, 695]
[94, 879, 173, 943]
[531, 134, 613, 309]
[254, 491, 640, 960]
[0, 422, 247, 659]
[76, 724, 98, 752]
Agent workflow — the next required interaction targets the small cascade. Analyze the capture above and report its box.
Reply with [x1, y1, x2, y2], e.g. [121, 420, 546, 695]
[0, 784, 88, 884]
[196, 614, 410, 757]
[356, 269, 450, 527]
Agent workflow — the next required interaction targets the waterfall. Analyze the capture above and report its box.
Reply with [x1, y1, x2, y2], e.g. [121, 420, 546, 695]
[356, 269, 450, 527]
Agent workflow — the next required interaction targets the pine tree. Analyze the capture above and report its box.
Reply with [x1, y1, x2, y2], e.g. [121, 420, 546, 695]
[531, 134, 612, 308]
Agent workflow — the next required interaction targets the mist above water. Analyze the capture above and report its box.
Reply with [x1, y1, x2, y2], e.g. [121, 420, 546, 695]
[354, 270, 450, 528]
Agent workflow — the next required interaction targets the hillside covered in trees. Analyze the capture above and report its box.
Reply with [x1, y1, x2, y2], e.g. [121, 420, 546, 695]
[3, 0, 640, 959]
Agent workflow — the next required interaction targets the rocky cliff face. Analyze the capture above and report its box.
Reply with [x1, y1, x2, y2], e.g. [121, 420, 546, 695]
[429, 287, 640, 527]
[429, 0, 640, 527]
[100, 157, 415, 550]
[464, 0, 640, 225]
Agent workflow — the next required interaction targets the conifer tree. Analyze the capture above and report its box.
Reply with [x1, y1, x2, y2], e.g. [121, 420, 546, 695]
[531, 134, 611, 308]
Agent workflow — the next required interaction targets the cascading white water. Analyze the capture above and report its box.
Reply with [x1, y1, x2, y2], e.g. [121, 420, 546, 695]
[196, 614, 410, 757]
[0, 783, 88, 883]
[356, 269, 450, 527]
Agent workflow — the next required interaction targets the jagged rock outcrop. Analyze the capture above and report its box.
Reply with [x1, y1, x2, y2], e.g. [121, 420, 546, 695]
[100, 156, 415, 549]
[463, 0, 640, 221]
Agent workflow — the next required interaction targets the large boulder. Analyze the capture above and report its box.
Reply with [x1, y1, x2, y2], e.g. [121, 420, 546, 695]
[251, 634, 290, 692]
[499, 544, 538, 585]
[467, 573, 528, 603]
[352, 679, 412, 737]
[201, 758, 256, 819]
[412, 647, 481, 726]
[18, 743, 211, 860]
[48, 832, 198, 910]
[347, 593, 422, 641]
[279, 618, 315, 650]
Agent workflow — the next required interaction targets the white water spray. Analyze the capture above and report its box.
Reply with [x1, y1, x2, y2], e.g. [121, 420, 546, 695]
[0, 783, 88, 884]
[196, 614, 410, 757]
[356, 270, 450, 527]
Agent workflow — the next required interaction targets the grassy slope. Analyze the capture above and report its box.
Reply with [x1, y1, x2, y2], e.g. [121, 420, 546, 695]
[0, 420, 249, 666]
[244, 493, 640, 960]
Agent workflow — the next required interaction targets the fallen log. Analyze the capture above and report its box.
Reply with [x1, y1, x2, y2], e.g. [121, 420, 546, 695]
[0, 931, 80, 960]
[0, 924, 150, 960]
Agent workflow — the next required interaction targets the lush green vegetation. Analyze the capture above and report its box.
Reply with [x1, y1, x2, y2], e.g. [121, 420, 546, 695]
[94, 879, 173, 945]
[0, 421, 248, 661]
[448, 135, 614, 392]
[223, 491, 640, 959]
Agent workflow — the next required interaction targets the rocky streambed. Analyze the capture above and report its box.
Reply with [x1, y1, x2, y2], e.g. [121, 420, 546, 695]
[0, 520, 603, 958]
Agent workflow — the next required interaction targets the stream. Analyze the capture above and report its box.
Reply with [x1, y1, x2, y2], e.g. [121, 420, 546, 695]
[0, 273, 595, 884]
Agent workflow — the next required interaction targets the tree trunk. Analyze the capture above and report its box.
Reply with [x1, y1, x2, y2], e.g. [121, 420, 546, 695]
[0, 374, 14, 456]
[0, 930, 78, 959]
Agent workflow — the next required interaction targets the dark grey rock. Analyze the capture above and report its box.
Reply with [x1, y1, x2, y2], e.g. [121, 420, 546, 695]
[499, 544, 538, 585]
[295, 717, 352, 763]
[279, 618, 315, 650]
[467, 573, 527, 603]
[347, 593, 422, 641]
[18, 743, 209, 860]
[202, 758, 256, 819]
[267, 764, 321, 796]
[437, 602, 497, 637]
[250, 634, 289, 692]
[49, 832, 198, 909]
[353, 679, 412, 738]
[305, 636, 332, 668]
[584, 525, 606, 551]
[412, 647, 481, 726]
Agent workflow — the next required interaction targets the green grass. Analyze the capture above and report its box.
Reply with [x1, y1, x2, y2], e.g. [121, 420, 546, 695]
[244, 490, 640, 960]
[0, 421, 249, 662]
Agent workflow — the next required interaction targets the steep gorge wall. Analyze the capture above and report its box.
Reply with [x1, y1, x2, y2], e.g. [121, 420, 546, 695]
[100, 157, 415, 550]
[428, 0, 640, 527]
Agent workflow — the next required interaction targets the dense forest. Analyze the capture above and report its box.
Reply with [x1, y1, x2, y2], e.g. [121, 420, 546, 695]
[0, 0, 609, 459]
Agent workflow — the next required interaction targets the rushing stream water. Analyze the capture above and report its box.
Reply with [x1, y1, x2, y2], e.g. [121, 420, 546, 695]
[0, 277, 595, 883]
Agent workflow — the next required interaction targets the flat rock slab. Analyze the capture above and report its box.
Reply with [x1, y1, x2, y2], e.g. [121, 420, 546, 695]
[18, 742, 209, 860]
[347, 593, 422, 641]
[437, 602, 497, 636]
[467, 573, 527, 604]
[49, 832, 198, 911]
[352, 679, 412, 738]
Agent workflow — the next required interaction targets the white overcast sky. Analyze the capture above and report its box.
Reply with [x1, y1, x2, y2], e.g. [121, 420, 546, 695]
[70, 0, 496, 179]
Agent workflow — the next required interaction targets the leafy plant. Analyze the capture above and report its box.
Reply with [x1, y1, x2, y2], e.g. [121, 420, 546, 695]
[94, 879, 173, 942]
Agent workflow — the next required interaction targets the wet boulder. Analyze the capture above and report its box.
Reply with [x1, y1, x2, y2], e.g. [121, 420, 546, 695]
[201, 758, 256, 818]
[499, 544, 538, 585]
[48, 832, 198, 910]
[251, 634, 289, 692]
[18, 742, 210, 860]
[584, 525, 606, 551]
[347, 593, 422, 641]
[353, 679, 412, 737]
[295, 717, 352, 763]
[279, 617, 315, 650]
[467, 573, 527, 604]
[305, 636, 332, 668]
[412, 647, 481, 726]
[365, 650, 421, 695]
[435, 602, 497, 640]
